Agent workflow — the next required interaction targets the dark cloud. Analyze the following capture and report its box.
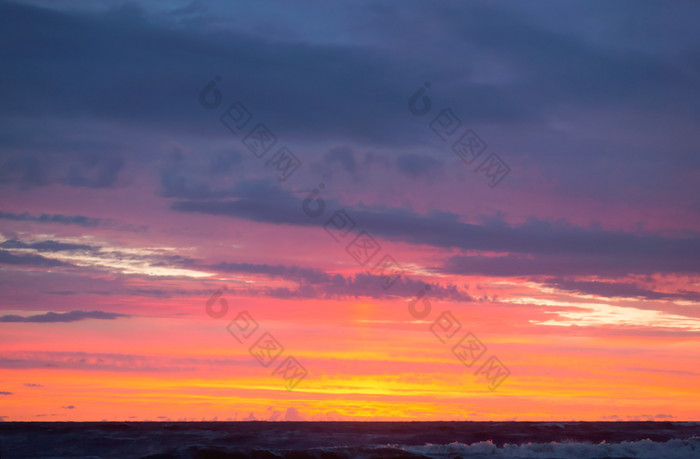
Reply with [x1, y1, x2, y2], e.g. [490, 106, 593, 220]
[123, 288, 217, 298]
[208, 260, 470, 301]
[212, 262, 331, 285]
[0, 310, 130, 323]
[24, 383, 44, 388]
[171, 186, 303, 224]
[63, 154, 125, 188]
[323, 146, 358, 175]
[441, 250, 700, 278]
[0, 1, 418, 145]
[0, 249, 74, 268]
[396, 153, 442, 178]
[173, 183, 700, 276]
[158, 143, 247, 199]
[0, 122, 126, 189]
[373, 1, 700, 120]
[0, 239, 95, 252]
[12, 0, 691, 146]
[0, 211, 147, 232]
[0, 211, 101, 227]
[275, 272, 471, 302]
[0, 391, 14, 395]
[1, 0, 698, 211]
[209, 150, 244, 175]
[544, 278, 700, 302]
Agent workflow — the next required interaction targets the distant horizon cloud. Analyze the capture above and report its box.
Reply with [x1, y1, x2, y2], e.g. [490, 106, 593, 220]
[0, 310, 130, 323]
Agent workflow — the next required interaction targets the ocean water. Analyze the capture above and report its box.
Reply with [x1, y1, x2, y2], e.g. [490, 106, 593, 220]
[0, 421, 698, 458]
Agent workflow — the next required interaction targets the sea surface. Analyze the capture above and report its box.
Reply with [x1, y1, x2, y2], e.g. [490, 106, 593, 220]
[0, 421, 698, 458]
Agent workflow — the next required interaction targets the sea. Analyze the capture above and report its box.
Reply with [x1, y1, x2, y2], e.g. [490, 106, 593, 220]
[0, 421, 698, 458]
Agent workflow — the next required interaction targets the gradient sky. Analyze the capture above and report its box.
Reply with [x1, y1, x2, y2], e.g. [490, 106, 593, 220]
[1, 0, 699, 422]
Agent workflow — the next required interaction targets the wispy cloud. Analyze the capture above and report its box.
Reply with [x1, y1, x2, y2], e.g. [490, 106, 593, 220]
[0, 237, 209, 278]
[522, 298, 700, 332]
[0, 351, 265, 372]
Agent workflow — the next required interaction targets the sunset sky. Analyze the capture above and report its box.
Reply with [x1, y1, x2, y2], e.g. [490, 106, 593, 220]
[1, 0, 699, 422]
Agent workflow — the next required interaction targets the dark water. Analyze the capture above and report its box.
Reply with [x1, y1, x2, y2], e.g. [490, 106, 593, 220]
[0, 421, 698, 458]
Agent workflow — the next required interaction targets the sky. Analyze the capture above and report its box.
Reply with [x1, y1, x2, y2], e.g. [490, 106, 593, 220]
[1, 0, 699, 422]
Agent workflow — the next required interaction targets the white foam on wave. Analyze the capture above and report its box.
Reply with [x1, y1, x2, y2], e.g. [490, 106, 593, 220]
[398, 437, 700, 459]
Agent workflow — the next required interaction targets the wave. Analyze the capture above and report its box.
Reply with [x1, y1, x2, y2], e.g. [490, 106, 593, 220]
[137, 436, 700, 459]
[397, 437, 700, 458]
